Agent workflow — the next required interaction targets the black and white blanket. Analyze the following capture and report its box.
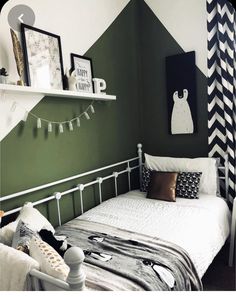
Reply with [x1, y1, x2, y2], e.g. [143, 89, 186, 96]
[56, 219, 202, 291]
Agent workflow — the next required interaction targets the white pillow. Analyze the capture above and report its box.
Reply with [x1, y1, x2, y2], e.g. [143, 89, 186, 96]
[0, 203, 55, 246]
[17, 202, 55, 233]
[29, 237, 69, 281]
[0, 221, 18, 246]
[145, 153, 218, 195]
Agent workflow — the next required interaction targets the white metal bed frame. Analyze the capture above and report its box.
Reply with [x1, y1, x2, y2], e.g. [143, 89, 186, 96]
[1, 144, 143, 221]
[0, 145, 142, 290]
[0, 144, 234, 290]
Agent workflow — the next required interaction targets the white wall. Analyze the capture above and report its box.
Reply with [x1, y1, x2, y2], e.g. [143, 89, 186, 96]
[0, 0, 130, 141]
[144, 0, 208, 76]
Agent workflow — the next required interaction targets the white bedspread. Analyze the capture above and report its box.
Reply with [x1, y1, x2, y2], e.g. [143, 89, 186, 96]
[0, 243, 39, 291]
[79, 190, 231, 278]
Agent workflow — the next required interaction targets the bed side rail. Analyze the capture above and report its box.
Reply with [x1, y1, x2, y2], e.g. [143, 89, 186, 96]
[0, 144, 143, 225]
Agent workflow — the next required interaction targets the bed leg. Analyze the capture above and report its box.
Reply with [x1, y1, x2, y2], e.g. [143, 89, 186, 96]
[137, 143, 143, 187]
[64, 247, 86, 290]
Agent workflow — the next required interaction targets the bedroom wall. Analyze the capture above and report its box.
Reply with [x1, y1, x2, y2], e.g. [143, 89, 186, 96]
[0, 0, 142, 224]
[0, 0, 133, 140]
[0, 0, 210, 224]
[139, 0, 209, 157]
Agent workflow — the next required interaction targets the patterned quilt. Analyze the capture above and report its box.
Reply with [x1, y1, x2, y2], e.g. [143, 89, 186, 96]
[56, 219, 202, 291]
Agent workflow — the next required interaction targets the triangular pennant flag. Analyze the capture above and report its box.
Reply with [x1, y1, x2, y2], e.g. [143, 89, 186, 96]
[69, 121, 73, 131]
[48, 122, 53, 133]
[76, 117, 81, 127]
[37, 118, 42, 129]
[84, 112, 90, 120]
[90, 105, 95, 114]
[59, 123, 64, 133]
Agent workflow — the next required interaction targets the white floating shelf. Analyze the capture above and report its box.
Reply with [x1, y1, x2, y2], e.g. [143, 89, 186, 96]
[0, 84, 116, 101]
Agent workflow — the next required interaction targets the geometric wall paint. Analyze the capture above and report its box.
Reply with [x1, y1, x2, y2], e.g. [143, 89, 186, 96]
[144, 0, 208, 76]
[0, 0, 131, 141]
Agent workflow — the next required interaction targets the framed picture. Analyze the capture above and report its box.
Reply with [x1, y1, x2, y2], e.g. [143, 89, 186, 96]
[166, 51, 197, 135]
[71, 53, 94, 93]
[21, 24, 64, 90]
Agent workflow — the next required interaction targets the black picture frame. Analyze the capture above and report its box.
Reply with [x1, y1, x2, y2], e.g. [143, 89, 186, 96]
[71, 53, 94, 93]
[21, 23, 64, 90]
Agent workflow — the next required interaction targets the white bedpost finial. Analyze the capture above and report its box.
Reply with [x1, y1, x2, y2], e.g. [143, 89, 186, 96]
[64, 247, 86, 291]
[137, 143, 142, 152]
[137, 143, 143, 187]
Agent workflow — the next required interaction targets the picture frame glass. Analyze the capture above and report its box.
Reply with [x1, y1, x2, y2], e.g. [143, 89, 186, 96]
[22, 25, 64, 90]
[72, 55, 93, 93]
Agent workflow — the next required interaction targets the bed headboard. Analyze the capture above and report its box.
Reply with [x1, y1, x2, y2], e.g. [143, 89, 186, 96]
[0, 143, 230, 226]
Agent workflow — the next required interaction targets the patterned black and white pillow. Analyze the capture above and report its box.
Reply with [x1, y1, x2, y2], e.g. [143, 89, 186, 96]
[12, 220, 39, 254]
[140, 166, 152, 192]
[176, 172, 202, 199]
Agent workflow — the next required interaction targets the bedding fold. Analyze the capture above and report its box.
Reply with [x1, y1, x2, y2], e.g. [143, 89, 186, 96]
[0, 243, 39, 291]
[56, 219, 202, 291]
[78, 190, 231, 277]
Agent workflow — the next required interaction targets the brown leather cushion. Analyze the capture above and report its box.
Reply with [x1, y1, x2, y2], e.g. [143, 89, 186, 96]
[147, 171, 178, 202]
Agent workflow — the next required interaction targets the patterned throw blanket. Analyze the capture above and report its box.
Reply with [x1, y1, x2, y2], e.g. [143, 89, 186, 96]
[56, 219, 202, 291]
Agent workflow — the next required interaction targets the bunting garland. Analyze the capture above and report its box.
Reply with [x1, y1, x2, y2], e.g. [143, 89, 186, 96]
[48, 122, 53, 133]
[10, 100, 95, 134]
[76, 117, 81, 127]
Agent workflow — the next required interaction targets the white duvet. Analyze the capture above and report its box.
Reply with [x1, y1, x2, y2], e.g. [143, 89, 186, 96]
[79, 190, 231, 278]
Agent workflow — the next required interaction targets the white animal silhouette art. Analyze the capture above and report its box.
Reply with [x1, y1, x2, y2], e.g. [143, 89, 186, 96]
[171, 89, 194, 134]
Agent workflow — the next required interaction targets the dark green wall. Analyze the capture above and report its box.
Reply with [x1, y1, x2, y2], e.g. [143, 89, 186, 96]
[0, 0, 209, 225]
[139, 1, 208, 158]
[0, 1, 141, 224]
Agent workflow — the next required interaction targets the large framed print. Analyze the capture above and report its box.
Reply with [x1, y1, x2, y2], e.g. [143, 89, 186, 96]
[166, 51, 197, 135]
[71, 53, 94, 93]
[21, 24, 64, 90]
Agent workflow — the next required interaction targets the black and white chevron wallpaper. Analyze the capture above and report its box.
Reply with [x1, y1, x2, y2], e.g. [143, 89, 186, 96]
[207, 0, 236, 201]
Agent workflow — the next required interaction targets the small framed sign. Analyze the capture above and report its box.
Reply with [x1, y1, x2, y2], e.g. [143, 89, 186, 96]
[70, 53, 94, 93]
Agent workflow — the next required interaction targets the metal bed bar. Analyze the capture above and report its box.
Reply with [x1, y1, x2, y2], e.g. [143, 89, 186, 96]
[1, 145, 230, 221]
[0, 155, 141, 202]
[1, 144, 143, 225]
